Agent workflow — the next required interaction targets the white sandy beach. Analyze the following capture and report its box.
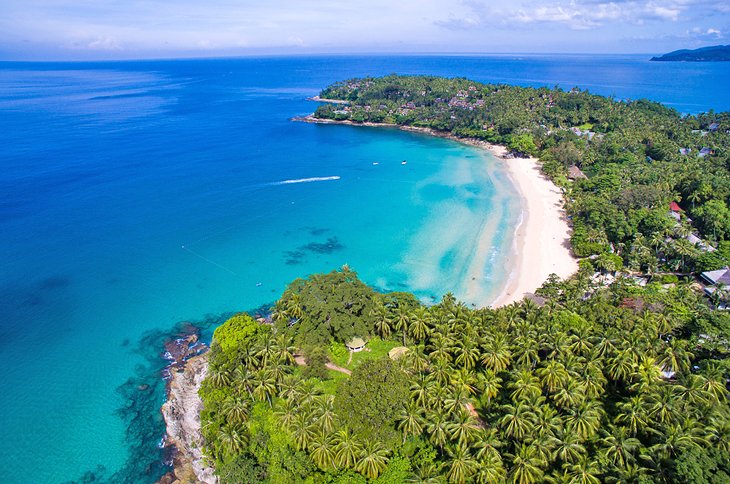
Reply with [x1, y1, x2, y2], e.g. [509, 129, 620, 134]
[485, 145, 578, 307]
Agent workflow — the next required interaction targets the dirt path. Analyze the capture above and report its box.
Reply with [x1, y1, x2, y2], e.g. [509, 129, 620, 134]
[325, 362, 352, 375]
[294, 354, 352, 376]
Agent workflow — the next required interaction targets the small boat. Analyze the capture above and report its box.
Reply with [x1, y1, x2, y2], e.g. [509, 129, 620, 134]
[401, 160, 407, 165]
[372, 162, 379, 165]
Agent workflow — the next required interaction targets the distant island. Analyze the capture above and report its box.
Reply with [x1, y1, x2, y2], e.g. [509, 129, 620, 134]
[651, 44, 730, 62]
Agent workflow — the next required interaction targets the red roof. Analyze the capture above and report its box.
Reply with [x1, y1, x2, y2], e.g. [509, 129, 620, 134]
[669, 202, 682, 212]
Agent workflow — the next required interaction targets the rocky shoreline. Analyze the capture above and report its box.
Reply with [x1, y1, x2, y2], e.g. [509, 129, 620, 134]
[158, 332, 217, 484]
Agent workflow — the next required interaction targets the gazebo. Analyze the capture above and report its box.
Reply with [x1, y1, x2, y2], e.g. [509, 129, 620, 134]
[346, 337, 367, 352]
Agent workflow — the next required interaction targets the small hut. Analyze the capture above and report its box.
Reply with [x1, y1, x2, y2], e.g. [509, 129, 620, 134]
[567, 165, 587, 180]
[346, 338, 367, 353]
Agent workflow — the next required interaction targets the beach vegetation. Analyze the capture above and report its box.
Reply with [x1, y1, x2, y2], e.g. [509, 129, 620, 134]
[200, 268, 729, 483]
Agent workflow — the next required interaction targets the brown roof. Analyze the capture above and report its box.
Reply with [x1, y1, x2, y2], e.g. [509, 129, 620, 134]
[568, 165, 587, 180]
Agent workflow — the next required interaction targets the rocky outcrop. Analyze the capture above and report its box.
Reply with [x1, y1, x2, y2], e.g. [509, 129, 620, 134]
[160, 351, 217, 484]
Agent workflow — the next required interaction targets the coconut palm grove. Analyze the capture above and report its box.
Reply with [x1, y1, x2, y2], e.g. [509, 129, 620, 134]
[199, 76, 730, 483]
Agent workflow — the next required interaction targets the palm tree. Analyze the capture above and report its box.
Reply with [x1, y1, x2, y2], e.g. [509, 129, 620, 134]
[409, 306, 433, 342]
[356, 439, 389, 479]
[481, 334, 512, 372]
[630, 356, 662, 394]
[605, 350, 635, 382]
[537, 360, 568, 394]
[552, 429, 586, 465]
[658, 339, 693, 376]
[599, 426, 641, 469]
[499, 403, 536, 441]
[394, 305, 411, 345]
[615, 395, 651, 437]
[285, 293, 304, 321]
[371, 302, 392, 339]
[650, 421, 707, 460]
[445, 446, 478, 484]
[565, 401, 603, 440]
[474, 451, 506, 484]
[509, 368, 542, 402]
[410, 374, 434, 408]
[256, 332, 277, 367]
[273, 333, 296, 365]
[309, 431, 337, 470]
[252, 368, 277, 406]
[454, 339, 480, 370]
[671, 238, 697, 272]
[508, 444, 545, 484]
[275, 398, 298, 429]
[451, 368, 478, 396]
[398, 401, 425, 442]
[222, 396, 250, 426]
[426, 408, 449, 451]
[217, 424, 246, 457]
[552, 377, 585, 410]
[566, 456, 601, 484]
[471, 427, 502, 461]
[477, 369, 503, 409]
[648, 385, 680, 425]
[234, 366, 256, 399]
[429, 333, 454, 364]
[278, 374, 304, 400]
[208, 368, 232, 388]
[447, 409, 481, 450]
[291, 411, 315, 451]
[312, 394, 336, 434]
[333, 427, 362, 469]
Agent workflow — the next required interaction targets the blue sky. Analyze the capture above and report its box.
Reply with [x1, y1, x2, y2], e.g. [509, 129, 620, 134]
[1, 0, 728, 60]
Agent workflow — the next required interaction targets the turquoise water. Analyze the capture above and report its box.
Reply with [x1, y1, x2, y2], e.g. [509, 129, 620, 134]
[1, 55, 729, 483]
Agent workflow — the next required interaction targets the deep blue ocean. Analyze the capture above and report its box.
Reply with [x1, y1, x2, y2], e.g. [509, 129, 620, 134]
[1, 55, 729, 483]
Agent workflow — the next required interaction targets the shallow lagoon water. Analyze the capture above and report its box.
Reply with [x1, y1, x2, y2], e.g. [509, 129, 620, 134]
[1, 55, 728, 482]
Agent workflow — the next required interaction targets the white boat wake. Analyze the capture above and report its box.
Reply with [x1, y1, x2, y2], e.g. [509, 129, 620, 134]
[269, 176, 341, 185]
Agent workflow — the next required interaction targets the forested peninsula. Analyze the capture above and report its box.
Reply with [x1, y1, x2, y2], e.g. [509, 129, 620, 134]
[650, 45, 730, 62]
[173, 76, 730, 483]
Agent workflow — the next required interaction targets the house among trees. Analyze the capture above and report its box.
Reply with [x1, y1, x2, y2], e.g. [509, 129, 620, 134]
[678, 147, 691, 155]
[701, 267, 730, 286]
[708, 122, 720, 132]
[346, 337, 367, 352]
[669, 201, 682, 221]
[568, 165, 587, 180]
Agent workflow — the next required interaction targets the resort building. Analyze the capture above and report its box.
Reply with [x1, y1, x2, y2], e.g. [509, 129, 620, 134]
[346, 338, 367, 352]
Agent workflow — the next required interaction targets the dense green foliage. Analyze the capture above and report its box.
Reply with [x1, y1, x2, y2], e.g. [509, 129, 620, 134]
[335, 357, 409, 444]
[315, 75, 730, 273]
[200, 268, 730, 483]
[274, 267, 377, 347]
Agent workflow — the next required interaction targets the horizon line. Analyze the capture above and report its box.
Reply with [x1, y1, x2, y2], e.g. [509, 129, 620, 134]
[0, 50, 659, 64]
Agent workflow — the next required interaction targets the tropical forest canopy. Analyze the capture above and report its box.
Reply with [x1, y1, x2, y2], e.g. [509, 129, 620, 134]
[200, 267, 729, 483]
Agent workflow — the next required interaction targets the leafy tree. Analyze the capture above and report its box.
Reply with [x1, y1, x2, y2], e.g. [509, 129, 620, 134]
[335, 357, 410, 444]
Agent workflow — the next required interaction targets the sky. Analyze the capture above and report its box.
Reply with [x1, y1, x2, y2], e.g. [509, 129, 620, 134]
[0, 0, 728, 60]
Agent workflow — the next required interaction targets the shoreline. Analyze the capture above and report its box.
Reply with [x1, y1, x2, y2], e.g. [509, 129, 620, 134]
[159, 334, 216, 484]
[298, 115, 578, 307]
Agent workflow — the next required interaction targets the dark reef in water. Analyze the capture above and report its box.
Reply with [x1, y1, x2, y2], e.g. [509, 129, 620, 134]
[63, 314, 228, 484]
[65, 301, 277, 484]
[284, 236, 345, 265]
